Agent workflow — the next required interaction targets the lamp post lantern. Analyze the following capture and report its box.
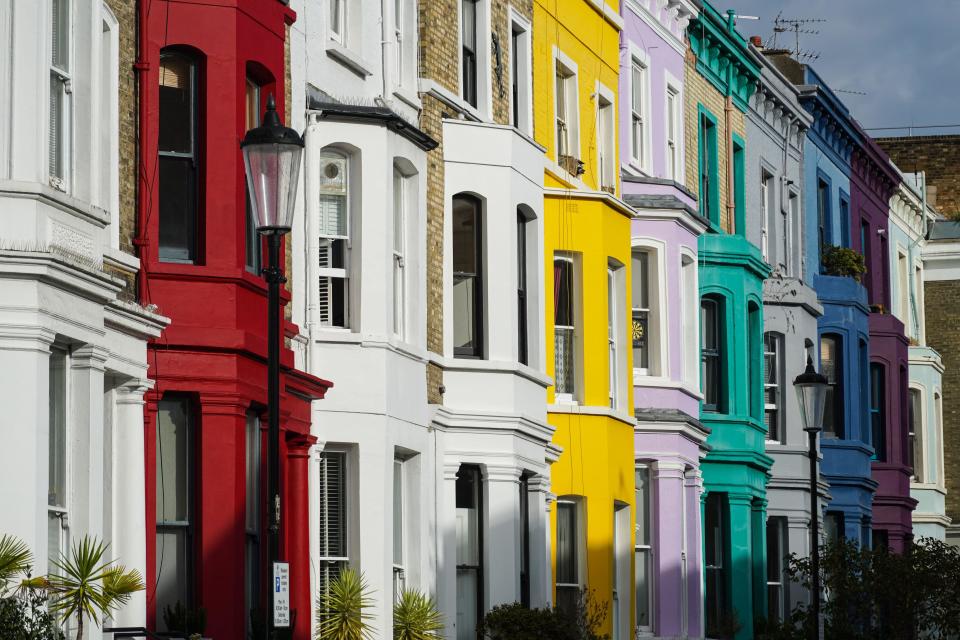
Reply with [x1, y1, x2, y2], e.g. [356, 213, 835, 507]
[242, 94, 304, 638]
[794, 355, 829, 640]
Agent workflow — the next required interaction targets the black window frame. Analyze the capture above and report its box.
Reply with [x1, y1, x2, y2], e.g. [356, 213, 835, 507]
[704, 492, 728, 633]
[453, 194, 484, 358]
[455, 465, 483, 635]
[158, 50, 201, 264]
[519, 472, 531, 608]
[517, 210, 528, 366]
[701, 296, 722, 412]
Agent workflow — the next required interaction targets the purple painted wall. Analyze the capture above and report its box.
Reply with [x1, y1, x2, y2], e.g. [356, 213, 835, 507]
[621, 1, 706, 636]
[849, 137, 916, 551]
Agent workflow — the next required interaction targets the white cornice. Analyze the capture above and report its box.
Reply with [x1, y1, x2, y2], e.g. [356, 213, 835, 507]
[623, 0, 693, 56]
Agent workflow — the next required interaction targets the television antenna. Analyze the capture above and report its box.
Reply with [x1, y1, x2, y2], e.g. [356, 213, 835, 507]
[771, 12, 826, 56]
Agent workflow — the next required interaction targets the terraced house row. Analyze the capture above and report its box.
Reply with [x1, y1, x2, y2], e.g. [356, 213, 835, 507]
[0, 0, 955, 639]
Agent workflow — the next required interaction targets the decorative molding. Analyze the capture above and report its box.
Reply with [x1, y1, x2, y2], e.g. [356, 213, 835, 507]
[687, 5, 760, 112]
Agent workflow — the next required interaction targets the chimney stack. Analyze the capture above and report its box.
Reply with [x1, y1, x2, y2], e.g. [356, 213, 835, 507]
[750, 35, 763, 49]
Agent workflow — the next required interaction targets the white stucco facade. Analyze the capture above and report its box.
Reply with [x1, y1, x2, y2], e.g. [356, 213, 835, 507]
[0, 0, 167, 635]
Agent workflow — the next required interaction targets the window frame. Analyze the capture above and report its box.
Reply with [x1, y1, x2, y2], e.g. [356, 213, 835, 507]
[393, 168, 407, 340]
[704, 492, 728, 633]
[49, 0, 72, 189]
[664, 77, 682, 181]
[760, 169, 775, 262]
[607, 262, 622, 409]
[820, 334, 844, 438]
[453, 194, 484, 359]
[680, 252, 699, 389]
[508, 12, 533, 135]
[897, 247, 909, 322]
[245, 76, 263, 275]
[517, 210, 529, 366]
[317, 149, 352, 329]
[701, 296, 723, 412]
[329, 0, 346, 44]
[766, 516, 789, 624]
[908, 386, 923, 482]
[634, 466, 653, 633]
[158, 49, 201, 264]
[632, 250, 651, 376]
[392, 457, 405, 601]
[732, 134, 746, 235]
[460, 0, 479, 107]
[763, 332, 785, 443]
[155, 395, 196, 627]
[48, 346, 70, 573]
[317, 449, 349, 597]
[553, 253, 579, 402]
[555, 497, 585, 618]
[839, 191, 851, 248]
[553, 50, 579, 166]
[244, 410, 262, 635]
[455, 465, 483, 639]
[697, 106, 719, 227]
[817, 175, 832, 252]
[870, 362, 886, 461]
[596, 83, 616, 191]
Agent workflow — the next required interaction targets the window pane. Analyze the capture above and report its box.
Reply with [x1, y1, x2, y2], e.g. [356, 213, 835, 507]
[453, 197, 478, 275]
[635, 549, 650, 627]
[556, 502, 578, 584]
[245, 412, 260, 531]
[48, 75, 64, 178]
[554, 258, 573, 327]
[158, 156, 197, 261]
[319, 452, 347, 558]
[393, 171, 404, 254]
[635, 468, 649, 545]
[156, 528, 191, 630]
[455, 465, 481, 639]
[157, 398, 190, 523]
[456, 569, 478, 640]
[393, 460, 403, 565]
[48, 348, 67, 508]
[51, 0, 69, 70]
[159, 56, 193, 154]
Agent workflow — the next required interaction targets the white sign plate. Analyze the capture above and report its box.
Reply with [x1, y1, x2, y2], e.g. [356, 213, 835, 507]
[273, 562, 290, 628]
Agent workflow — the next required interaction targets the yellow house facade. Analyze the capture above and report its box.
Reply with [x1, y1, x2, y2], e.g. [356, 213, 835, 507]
[533, 1, 636, 636]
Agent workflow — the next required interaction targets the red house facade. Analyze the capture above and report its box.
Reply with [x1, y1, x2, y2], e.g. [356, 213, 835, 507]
[135, 1, 329, 638]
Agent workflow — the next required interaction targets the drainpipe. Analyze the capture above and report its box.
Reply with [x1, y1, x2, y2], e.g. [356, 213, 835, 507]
[380, 0, 390, 100]
[134, 0, 150, 303]
[725, 94, 735, 233]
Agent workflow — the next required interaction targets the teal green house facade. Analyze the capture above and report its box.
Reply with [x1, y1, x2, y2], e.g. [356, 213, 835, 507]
[687, 4, 771, 636]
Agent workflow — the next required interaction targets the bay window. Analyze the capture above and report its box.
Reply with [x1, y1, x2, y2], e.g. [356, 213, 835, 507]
[456, 465, 482, 640]
[870, 363, 886, 461]
[701, 297, 722, 412]
[556, 498, 583, 618]
[825, 512, 844, 545]
[820, 334, 843, 438]
[554, 254, 577, 399]
[318, 150, 351, 328]
[453, 194, 483, 358]
[764, 332, 784, 443]
[461, 0, 478, 107]
[48, 347, 68, 570]
[634, 467, 652, 632]
[49, 0, 71, 187]
[156, 396, 195, 628]
[158, 51, 200, 263]
[318, 450, 348, 597]
[245, 411, 261, 633]
[909, 388, 922, 481]
[393, 169, 407, 339]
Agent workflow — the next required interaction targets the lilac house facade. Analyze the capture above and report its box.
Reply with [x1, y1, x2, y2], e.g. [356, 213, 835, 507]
[619, 1, 708, 637]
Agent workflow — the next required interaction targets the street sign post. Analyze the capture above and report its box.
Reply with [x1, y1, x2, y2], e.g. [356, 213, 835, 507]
[273, 562, 290, 628]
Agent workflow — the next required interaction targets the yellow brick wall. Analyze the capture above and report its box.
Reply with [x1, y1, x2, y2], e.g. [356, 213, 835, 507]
[683, 47, 745, 234]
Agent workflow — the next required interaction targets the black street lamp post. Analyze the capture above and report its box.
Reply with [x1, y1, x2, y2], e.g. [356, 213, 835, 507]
[241, 94, 304, 639]
[794, 355, 829, 640]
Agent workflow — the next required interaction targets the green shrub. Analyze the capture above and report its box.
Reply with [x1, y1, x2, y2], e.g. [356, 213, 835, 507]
[393, 589, 443, 640]
[479, 590, 609, 640]
[0, 582, 64, 640]
[163, 601, 207, 636]
[315, 568, 375, 640]
[820, 245, 866, 281]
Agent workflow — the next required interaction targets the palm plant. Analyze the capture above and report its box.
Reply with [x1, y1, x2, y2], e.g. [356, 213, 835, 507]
[314, 568, 375, 640]
[393, 589, 443, 640]
[46, 535, 144, 640]
[0, 534, 32, 595]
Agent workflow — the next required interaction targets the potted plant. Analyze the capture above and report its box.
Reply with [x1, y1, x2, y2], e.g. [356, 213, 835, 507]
[820, 245, 866, 281]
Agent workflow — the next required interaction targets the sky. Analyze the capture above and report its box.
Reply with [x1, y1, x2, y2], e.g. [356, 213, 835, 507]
[726, 0, 960, 136]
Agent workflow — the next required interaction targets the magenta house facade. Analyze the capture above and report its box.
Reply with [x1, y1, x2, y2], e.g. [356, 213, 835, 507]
[619, 1, 708, 637]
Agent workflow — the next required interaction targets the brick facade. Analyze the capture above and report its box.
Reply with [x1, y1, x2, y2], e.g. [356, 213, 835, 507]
[876, 135, 960, 219]
[924, 280, 960, 521]
[683, 48, 745, 234]
[418, 0, 534, 403]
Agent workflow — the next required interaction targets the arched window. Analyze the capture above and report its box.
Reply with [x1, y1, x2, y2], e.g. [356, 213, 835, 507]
[453, 194, 483, 358]
[318, 149, 350, 328]
[159, 50, 200, 263]
[820, 334, 843, 438]
[701, 296, 722, 412]
[870, 363, 886, 460]
[517, 208, 531, 366]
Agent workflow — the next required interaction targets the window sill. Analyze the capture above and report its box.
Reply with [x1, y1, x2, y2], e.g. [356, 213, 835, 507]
[103, 247, 140, 273]
[392, 87, 421, 110]
[326, 42, 374, 77]
[312, 327, 362, 344]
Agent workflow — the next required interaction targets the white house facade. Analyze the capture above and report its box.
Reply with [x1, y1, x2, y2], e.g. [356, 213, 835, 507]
[0, 0, 166, 635]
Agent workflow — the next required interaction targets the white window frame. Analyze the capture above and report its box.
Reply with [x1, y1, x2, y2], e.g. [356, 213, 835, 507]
[787, 189, 800, 278]
[908, 384, 925, 483]
[393, 457, 405, 601]
[458, 0, 490, 115]
[760, 168, 775, 262]
[897, 246, 909, 322]
[764, 332, 785, 444]
[632, 239, 668, 382]
[509, 11, 533, 135]
[317, 149, 352, 329]
[553, 253, 581, 403]
[914, 262, 925, 344]
[553, 48, 579, 165]
[49, 0, 72, 191]
[99, 4, 120, 247]
[766, 516, 788, 623]
[394, 0, 405, 87]
[627, 44, 651, 173]
[555, 498, 585, 613]
[329, 0, 346, 44]
[935, 390, 944, 489]
[392, 167, 407, 340]
[664, 72, 683, 181]
[607, 264, 619, 409]
[48, 346, 70, 573]
[634, 466, 653, 634]
[680, 250, 699, 391]
[596, 82, 616, 192]
[317, 449, 350, 596]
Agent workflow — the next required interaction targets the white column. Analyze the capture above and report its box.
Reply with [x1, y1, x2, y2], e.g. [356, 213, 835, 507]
[438, 462, 460, 640]
[110, 379, 151, 628]
[526, 475, 552, 608]
[483, 465, 522, 608]
[69, 345, 108, 539]
[0, 327, 55, 563]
